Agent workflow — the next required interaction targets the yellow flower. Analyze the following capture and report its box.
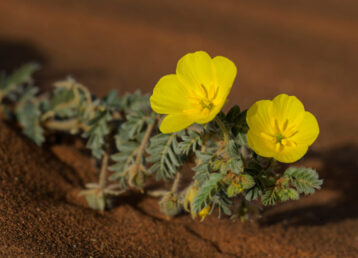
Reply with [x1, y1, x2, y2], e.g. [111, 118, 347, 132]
[197, 205, 211, 221]
[246, 94, 319, 163]
[150, 51, 237, 133]
[184, 185, 211, 221]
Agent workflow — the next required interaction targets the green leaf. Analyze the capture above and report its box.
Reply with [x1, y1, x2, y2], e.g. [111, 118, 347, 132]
[16, 100, 44, 145]
[226, 105, 241, 124]
[240, 174, 256, 189]
[179, 130, 202, 155]
[102, 90, 120, 107]
[119, 112, 148, 140]
[192, 173, 223, 213]
[231, 109, 248, 136]
[284, 167, 323, 195]
[118, 90, 150, 113]
[245, 184, 263, 201]
[4, 63, 40, 90]
[83, 110, 111, 159]
[227, 184, 242, 198]
[261, 188, 278, 206]
[79, 190, 106, 211]
[211, 191, 232, 217]
[226, 174, 255, 198]
[235, 132, 248, 147]
[277, 188, 299, 202]
[109, 140, 140, 181]
[147, 133, 183, 180]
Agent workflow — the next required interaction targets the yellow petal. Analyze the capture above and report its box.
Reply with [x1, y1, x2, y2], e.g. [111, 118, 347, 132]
[150, 74, 190, 114]
[195, 106, 220, 124]
[246, 100, 275, 134]
[274, 144, 308, 163]
[159, 114, 195, 134]
[212, 56, 237, 103]
[247, 130, 276, 158]
[176, 51, 215, 97]
[272, 94, 305, 126]
[198, 205, 211, 221]
[292, 111, 319, 146]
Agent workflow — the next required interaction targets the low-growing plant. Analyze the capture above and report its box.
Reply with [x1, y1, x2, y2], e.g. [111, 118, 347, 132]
[0, 51, 322, 221]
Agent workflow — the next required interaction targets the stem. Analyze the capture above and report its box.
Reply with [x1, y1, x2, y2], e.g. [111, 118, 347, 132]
[129, 121, 155, 186]
[99, 153, 109, 190]
[241, 146, 248, 168]
[170, 171, 181, 193]
[215, 116, 229, 144]
[134, 122, 155, 171]
[44, 119, 89, 132]
[44, 119, 79, 131]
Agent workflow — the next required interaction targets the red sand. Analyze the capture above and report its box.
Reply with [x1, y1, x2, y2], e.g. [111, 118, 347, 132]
[0, 0, 357, 256]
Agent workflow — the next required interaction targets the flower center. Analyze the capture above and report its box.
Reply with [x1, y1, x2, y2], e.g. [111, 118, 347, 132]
[276, 133, 284, 143]
[261, 119, 299, 152]
[201, 99, 214, 110]
[198, 84, 217, 111]
[273, 119, 298, 152]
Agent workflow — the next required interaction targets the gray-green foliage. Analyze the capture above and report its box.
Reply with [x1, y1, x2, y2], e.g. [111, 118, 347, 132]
[179, 130, 202, 155]
[84, 110, 112, 159]
[261, 167, 322, 206]
[15, 89, 45, 145]
[284, 167, 323, 195]
[192, 173, 223, 213]
[0, 64, 323, 219]
[109, 91, 155, 188]
[1, 63, 40, 96]
[0, 63, 44, 145]
[147, 132, 183, 180]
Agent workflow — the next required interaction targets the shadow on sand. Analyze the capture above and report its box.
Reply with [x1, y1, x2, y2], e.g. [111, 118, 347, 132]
[260, 144, 358, 227]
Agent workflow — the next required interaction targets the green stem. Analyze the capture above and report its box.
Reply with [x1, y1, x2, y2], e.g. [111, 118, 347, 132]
[240, 146, 248, 167]
[128, 121, 155, 187]
[99, 153, 109, 190]
[215, 116, 229, 143]
[170, 171, 181, 193]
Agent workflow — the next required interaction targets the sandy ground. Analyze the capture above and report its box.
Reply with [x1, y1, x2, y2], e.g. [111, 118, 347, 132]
[0, 0, 357, 256]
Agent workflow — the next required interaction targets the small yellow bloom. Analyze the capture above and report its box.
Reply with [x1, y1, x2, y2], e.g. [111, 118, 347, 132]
[246, 94, 319, 163]
[150, 51, 237, 133]
[184, 185, 211, 221]
[197, 205, 211, 221]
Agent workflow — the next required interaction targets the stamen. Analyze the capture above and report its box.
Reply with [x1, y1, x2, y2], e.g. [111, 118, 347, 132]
[261, 132, 275, 141]
[200, 84, 209, 99]
[200, 99, 214, 110]
[273, 119, 298, 152]
[276, 133, 284, 143]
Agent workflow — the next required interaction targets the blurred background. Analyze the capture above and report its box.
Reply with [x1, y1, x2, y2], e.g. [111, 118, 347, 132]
[1, 0, 357, 149]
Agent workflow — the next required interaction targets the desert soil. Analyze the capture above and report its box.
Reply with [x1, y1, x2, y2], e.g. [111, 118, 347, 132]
[0, 0, 357, 257]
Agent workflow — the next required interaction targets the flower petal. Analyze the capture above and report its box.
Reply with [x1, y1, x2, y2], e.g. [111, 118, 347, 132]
[292, 111, 319, 145]
[150, 74, 190, 114]
[176, 51, 214, 97]
[159, 114, 195, 134]
[246, 100, 275, 134]
[247, 130, 275, 158]
[274, 144, 308, 163]
[212, 56, 237, 103]
[195, 107, 220, 124]
[272, 94, 305, 126]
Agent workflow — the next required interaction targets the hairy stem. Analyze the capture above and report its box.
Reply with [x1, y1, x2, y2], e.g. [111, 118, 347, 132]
[135, 122, 155, 170]
[170, 171, 181, 193]
[99, 153, 109, 190]
[129, 121, 155, 186]
[44, 119, 89, 133]
[215, 116, 229, 143]
[240, 145, 248, 168]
